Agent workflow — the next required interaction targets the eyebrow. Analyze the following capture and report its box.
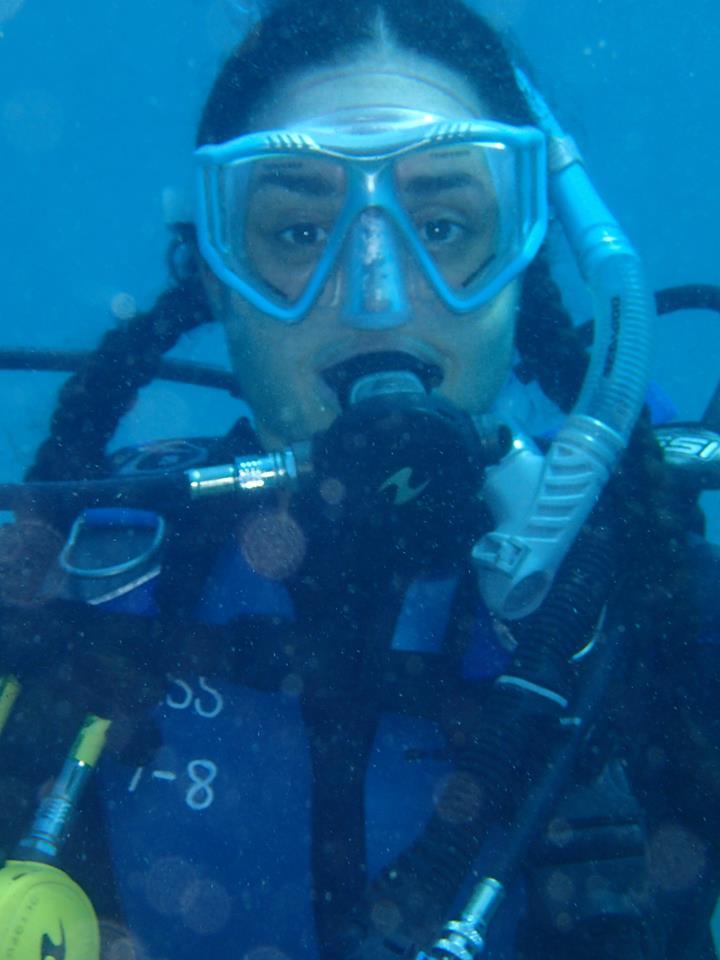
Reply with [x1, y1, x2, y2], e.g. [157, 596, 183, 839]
[400, 172, 480, 195]
[254, 171, 341, 197]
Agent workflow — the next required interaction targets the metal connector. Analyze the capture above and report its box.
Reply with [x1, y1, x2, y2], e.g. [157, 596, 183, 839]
[186, 447, 304, 499]
[17, 759, 94, 861]
[17, 715, 110, 863]
[431, 878, 504, 960]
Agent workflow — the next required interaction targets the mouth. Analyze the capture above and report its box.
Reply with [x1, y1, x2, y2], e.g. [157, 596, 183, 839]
[321, 350, 444, 409]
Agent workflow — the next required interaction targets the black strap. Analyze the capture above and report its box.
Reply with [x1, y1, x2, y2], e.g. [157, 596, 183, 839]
[302, 694, 379, 953]
[286, 569, 412, 956]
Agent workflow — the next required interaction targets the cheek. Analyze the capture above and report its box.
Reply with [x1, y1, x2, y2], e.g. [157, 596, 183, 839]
[439, 290, 518, 412]
[223, 324, 300, 445]
[223, 316, 290, 403]
[219, 299, 334, 448]
[221, 291, 282, 373]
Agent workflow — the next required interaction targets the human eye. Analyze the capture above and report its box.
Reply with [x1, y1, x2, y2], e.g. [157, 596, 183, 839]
[417, 217, 467, 247]
[277, 222, 329, 248]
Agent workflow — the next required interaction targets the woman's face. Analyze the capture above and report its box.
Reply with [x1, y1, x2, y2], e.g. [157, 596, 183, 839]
[205, 45, 519, 450]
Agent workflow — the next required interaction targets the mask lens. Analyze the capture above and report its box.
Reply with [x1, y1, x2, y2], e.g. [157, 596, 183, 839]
[215, 155, 348, 306]
[393, 140, 527, 304]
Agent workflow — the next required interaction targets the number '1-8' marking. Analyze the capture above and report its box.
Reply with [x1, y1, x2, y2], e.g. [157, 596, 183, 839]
[128, 759, 218, 810]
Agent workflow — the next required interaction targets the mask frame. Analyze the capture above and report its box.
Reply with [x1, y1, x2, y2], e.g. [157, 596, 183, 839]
[194, 117, 547, 323]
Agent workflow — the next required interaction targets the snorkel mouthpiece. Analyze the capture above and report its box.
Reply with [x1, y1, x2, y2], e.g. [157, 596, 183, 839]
[322, 351, 443, 409]
[473, 71, 654, 619]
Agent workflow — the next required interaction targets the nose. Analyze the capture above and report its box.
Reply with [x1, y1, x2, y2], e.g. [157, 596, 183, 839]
[340, 209, 410, 330]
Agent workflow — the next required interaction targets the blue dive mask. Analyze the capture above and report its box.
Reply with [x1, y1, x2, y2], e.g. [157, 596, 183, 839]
[194, 112, 547, 324]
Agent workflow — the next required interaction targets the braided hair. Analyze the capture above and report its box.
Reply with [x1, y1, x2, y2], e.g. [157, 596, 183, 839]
[26, 274, 212, 483]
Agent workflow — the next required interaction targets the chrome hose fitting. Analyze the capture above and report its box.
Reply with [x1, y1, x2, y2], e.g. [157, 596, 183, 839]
[431, 878, 504, 960]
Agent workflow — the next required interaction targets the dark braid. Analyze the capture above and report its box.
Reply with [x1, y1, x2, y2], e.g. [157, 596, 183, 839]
[26, 273, 212, 483]
[516, 251, 589, 412]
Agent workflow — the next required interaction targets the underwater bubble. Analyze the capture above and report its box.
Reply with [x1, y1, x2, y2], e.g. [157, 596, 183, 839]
[239, 509, 306, 580]
[545, 869, 575, 904]
[98, 919, 147, 960]
[0, 0, 25, 24]
[545, 817, 574, 849]
[647, 823, 707, 892]
[319, 476, 345, 506]
[432, 771, 484, 825]
[2, 88, 64, 153]
[370, 899, 402, 936]
[110, 292, 138, 322]
[144, 856, 199, 916]
[0, 520, 65, 607]
[280, 672, 303, 697]
[181, 878, 233, 935]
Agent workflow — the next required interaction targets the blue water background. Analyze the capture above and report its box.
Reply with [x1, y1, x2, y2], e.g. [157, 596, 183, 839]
[0, 0, 718, 529]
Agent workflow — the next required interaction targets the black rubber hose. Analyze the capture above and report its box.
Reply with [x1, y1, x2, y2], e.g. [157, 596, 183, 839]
[467, 624, 661, 960]
[492, 622, 622, 885]
[0, 472, 190, 513]
[655, 284, 720, 316]
[653, 285, 720, 429]
[0, 349, 238, 395]
[366, 496, 618, 927]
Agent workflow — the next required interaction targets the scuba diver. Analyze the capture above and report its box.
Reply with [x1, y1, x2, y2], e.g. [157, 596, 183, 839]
[1, 0, 720, 957]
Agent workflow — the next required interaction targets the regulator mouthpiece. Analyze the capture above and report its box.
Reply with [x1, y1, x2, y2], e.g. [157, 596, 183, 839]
[308, 389, 509, 575]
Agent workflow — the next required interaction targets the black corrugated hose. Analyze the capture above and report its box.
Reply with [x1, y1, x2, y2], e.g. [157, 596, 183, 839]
[363, 492, 619, 942]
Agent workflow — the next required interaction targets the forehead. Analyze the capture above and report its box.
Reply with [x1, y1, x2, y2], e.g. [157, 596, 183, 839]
[247, 46, 489, 130]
